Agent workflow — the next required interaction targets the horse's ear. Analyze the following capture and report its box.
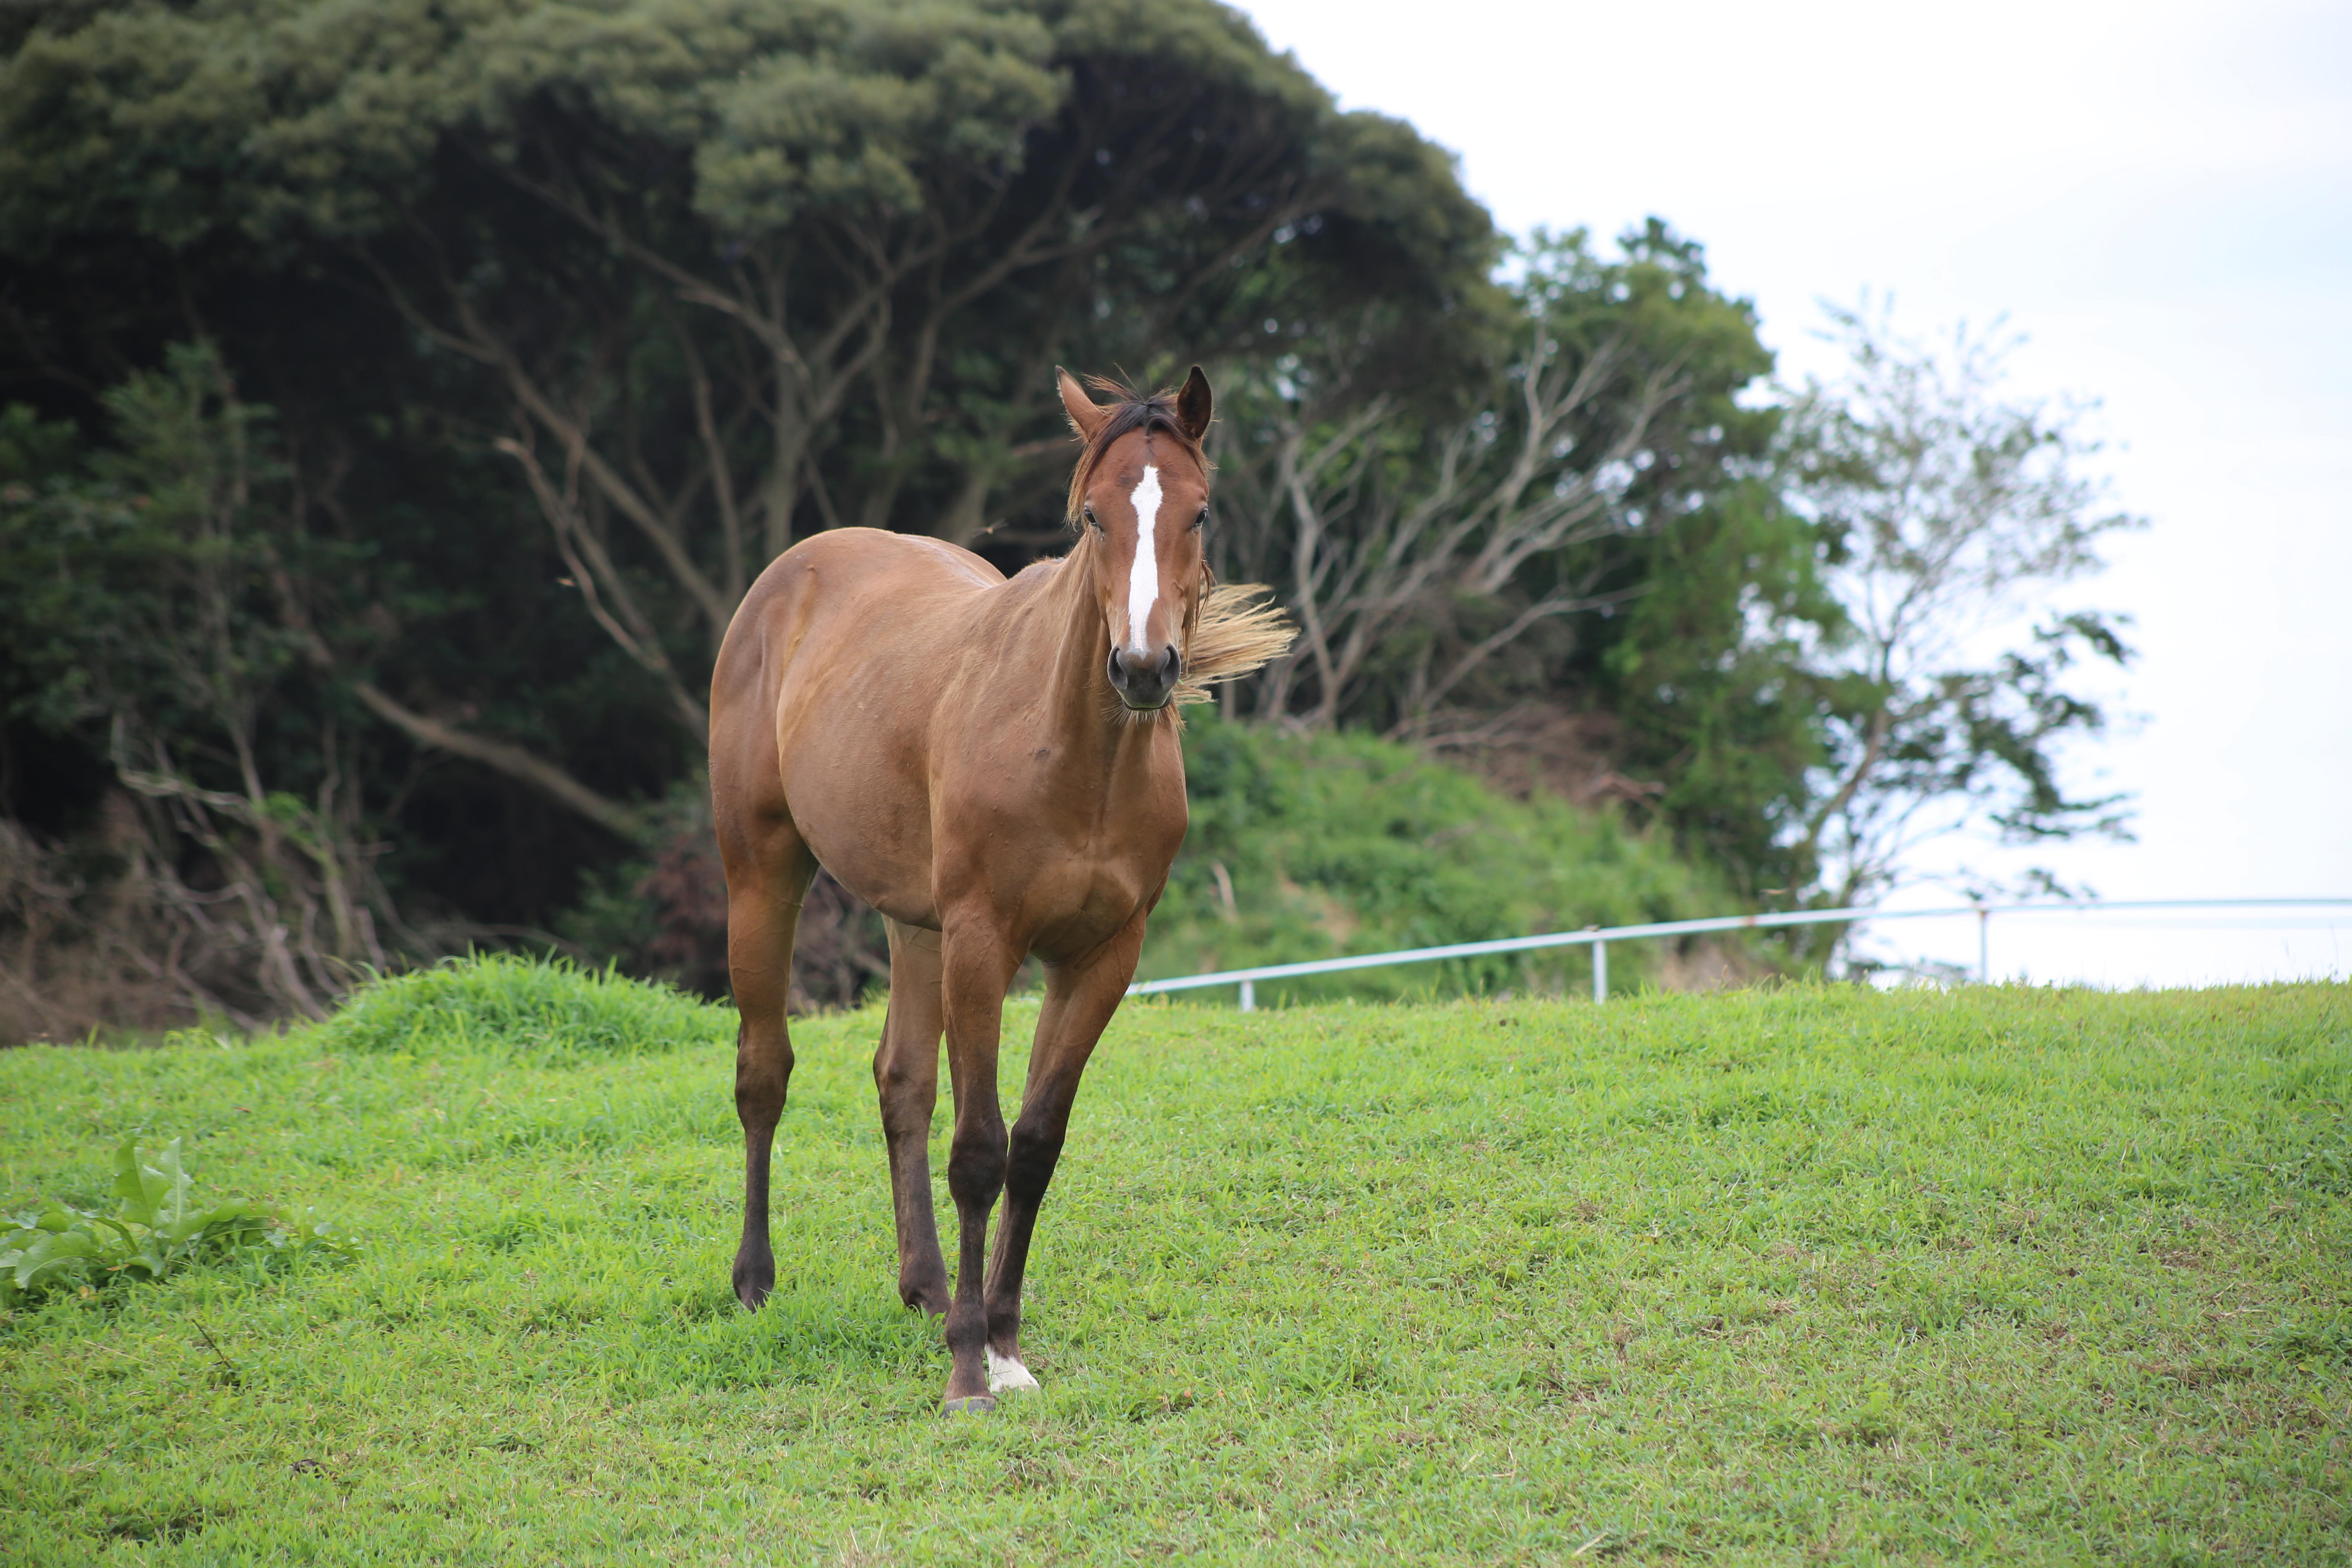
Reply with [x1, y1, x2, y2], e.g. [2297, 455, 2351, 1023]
[1176, 365, 1213, 441]
[1058, 368, 1107, 439]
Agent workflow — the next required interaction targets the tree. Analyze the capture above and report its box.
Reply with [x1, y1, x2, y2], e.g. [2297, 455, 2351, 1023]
[0, 344, 400, 1031]
[0, 10, 2152, 1025]
[2, 0, 1493, 772]
[1780, 304, 2140, 909]
[1206, 222, 1833, 880]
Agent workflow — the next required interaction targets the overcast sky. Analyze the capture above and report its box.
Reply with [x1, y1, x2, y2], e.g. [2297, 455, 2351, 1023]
[1237, 0, 2352, 986]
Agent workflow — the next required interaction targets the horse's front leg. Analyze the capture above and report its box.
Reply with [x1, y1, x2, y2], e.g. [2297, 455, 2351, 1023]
[938, 922, 1024, 1414]
[982, 914, 1146, 1394]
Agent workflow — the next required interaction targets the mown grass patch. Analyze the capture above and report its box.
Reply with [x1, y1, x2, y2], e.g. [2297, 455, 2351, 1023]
[2, 963, 2347, 1563]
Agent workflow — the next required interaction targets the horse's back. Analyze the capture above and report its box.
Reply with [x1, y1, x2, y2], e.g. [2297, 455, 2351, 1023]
[740, 526, 1000, 635]
[715, 528, 1000, 707]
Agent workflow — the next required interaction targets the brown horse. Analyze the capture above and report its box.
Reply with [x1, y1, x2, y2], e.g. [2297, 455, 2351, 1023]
[708, 368, 1292, 1412]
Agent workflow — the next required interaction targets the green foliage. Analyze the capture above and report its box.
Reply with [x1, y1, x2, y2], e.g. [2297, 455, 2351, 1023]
[0, 0, 1322, 248]
[0, 1137, 351, 1310]
[318, 954, 734, 1064]
[0, 342, 398, 1031]
[1601, 474, 1836, 896]
[0, 342, 300, 738]
[1141, 713, 1755, 1001]
[0, 982, 2346, 1558]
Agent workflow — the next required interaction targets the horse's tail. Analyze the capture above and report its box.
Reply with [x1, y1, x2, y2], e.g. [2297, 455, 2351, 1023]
[1175, 582, 1297, 708]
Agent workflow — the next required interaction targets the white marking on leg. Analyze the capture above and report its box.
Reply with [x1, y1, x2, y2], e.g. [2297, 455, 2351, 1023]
[986, 1347, 1039, 1393]
[1125, 462, 1163, 653]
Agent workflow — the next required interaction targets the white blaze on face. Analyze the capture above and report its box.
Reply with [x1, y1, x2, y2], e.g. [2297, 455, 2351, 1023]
[1125, 462, 1165, 654]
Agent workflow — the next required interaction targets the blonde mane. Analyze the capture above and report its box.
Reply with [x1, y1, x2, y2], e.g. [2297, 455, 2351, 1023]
[1174, 581, 1296, 707]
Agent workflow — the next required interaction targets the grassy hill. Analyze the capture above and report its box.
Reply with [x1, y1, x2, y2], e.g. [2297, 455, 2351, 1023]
[2, 960, 2346, 1562]
[1143, 713, 1760, 1002]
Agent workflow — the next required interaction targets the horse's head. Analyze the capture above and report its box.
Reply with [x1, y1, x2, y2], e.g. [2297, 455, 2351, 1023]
[1058, 367, 1215, 713]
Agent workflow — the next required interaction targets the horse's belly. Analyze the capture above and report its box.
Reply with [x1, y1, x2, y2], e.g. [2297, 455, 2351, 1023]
[776, 737, 939, 925]
[721, 530, 992, 929]
[772, 671, 943, 924]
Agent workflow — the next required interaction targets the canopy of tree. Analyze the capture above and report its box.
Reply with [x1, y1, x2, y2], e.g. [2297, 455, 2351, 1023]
[0, 0, 2134, 1033]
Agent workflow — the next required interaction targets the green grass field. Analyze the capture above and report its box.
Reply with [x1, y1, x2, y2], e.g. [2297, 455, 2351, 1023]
[3, 962, 2347, 1564]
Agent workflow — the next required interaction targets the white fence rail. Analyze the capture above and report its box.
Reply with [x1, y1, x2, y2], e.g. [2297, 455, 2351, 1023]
[1126, 898, 2352, 1011]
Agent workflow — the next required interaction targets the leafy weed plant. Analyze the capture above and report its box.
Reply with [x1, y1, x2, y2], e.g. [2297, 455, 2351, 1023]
[2, 1136, 352, 1309]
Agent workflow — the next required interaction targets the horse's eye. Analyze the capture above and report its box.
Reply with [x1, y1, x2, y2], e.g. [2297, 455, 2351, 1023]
[1194, 508, 1209, 531]
[1084, 504, 1100, 530]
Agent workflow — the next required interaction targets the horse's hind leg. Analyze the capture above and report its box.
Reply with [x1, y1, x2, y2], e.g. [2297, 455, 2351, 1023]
[720, 813, 816, 1312]
[875, 919, 949, 1315]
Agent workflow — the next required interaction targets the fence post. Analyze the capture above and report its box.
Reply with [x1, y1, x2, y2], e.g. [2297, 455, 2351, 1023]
[1978, 908, 1990, 986]
[1238, 978, 1256, 1013]
[1592, 937, 1608, 1004]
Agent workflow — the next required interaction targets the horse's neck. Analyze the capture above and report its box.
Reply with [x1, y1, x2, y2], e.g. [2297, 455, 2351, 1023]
[1039, 533, 1116, 729]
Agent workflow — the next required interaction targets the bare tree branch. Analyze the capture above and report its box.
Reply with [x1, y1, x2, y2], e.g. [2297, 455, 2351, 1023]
[493, 432, 712, 738]
[353, 683, 650, 844]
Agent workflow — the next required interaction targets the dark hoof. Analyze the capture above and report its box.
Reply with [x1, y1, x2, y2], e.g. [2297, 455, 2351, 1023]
[733, 1255, 773, 1312]
[940, 1394, 997, 1418]
[899, 1270, 950, 1316]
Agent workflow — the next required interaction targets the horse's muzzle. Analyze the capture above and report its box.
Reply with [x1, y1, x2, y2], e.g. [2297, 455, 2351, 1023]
[1108, 644, 1182, 710]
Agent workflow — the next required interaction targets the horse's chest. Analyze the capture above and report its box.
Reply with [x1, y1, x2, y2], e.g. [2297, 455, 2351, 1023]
[946, 771, 1184, 953]
[1019, 852, 1164, 960]
[1028, 791, 1181, 885]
